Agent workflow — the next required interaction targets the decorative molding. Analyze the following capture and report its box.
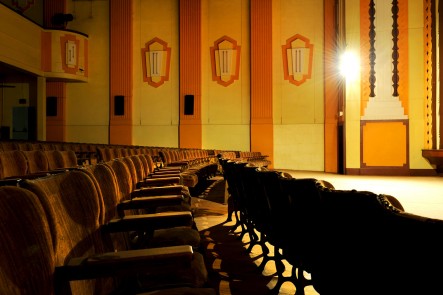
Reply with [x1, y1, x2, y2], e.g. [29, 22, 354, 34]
[141, 37, 171, 88]
[424, 0, 433, 149]
[369, 0, 376, 97]
[281, 34, 314, 86]
[391, 0, 399, 97]
[60, 34, 80, 75]
[210, 36, 241, 87]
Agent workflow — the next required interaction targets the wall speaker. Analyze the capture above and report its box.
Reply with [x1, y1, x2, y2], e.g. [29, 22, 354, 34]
[46, 96, 57, 117]
[184, 95, 194, 115]
[114, 95, 125, 116]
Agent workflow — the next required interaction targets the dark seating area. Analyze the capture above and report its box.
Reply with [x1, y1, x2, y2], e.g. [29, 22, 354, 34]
[218, 157, 443, 295]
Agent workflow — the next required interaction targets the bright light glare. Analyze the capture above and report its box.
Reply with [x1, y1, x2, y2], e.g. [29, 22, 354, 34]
[339, 51, 360, 81]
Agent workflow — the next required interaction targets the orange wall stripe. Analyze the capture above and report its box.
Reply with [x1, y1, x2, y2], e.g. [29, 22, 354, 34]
[109, 0, 133, 145]
[324, 0, 339, 173]
[251, 0, 273, 123]
[46, 82, 66, 141]
[179, 0, 202, 148]
[250, 0, 273, 165]
[43, 0, 66, 28]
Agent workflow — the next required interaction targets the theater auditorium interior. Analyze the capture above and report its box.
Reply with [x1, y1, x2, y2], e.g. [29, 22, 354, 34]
[1, 0, 443, 294]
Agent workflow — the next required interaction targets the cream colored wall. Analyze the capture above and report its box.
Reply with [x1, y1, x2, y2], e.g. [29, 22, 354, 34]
[132, 0, 180, 148]
[344, 0, 432, 171]
[408, 0, 433, 169]
[344, 0, 361, 169]
[273, 0, 325, 171]
[65, 0, 110, 144]
[0, 5, 42, 76]
[201, 0, 250, 151]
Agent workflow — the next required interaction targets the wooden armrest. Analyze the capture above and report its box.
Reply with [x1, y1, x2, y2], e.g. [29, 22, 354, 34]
[59, 245, 193, 280]
[106, 211, 193, 232]
[137, 177, 181, 189]
[149, 173, 181, 179]
[117, 195, 184, 217]
[151, 170, 181, 176]
[131, 185, 185, 197]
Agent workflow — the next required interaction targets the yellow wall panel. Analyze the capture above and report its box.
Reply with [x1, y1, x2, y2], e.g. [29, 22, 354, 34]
[66, 0, 110, 143]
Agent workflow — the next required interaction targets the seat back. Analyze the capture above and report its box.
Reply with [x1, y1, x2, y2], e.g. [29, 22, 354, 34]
[59, 150, 78, 168]
[279, 177, 325, 273]
[44, 150, 65, 170]
[22, 150, 49, 174]
[0, 186, 55, 295]
[0, 150, 28, 179]
[21, 170, 109, 294]
[108, 159, 134, 202]
[83, 164, 121, 223]
[315, 188, 443, 294]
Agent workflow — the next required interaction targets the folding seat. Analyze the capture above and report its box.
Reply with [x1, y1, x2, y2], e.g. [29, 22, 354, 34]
[108, 158, 192, 212]
[43, 150, 78, 171]
[0, 141, 18, 151]
[143, 153, 182, 174]
[59, 150, 79, 168]
[0, 186, 56, 294]
[253, 168, 296, 291]
[278, 177, 328, 293]
[0, 150, 27, 179]
[83, 163, 200, 250]
[20, 170, 212, 294]
[120, 156, 183, 189]
[313, 187, 443, 295]
[16, 141, 32, 151]
[43, 150, 65, 170]
[21, 150, 49, 174]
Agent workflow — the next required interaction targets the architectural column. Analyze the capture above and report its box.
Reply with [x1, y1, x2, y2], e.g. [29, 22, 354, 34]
[250, 0, 273, 165]
[179, 0, 202, 148]
[109, 0, 133, 145]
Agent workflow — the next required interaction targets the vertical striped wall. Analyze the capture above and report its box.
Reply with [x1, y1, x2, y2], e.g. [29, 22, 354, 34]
[250, 0, 273, 165]
[179, 0, 202, 148]
[46, 82, 66, 141]
[324, 0, 340, 173]
[43, 0, 66, 28]
[109, 0, 133, 145]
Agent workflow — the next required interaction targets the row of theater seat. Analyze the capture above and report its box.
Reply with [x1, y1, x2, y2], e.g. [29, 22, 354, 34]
[219, 157, 443, 295]
[0, 155, 217, 294]
[0, 140, 229, 188]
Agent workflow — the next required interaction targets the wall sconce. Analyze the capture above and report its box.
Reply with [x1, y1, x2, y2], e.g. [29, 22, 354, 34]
[282, 34, 314, 86]
[141, 37, 171, 88]
[210, 36, 241, 87]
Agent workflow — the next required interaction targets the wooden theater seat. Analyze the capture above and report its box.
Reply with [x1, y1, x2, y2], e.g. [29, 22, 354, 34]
[20, 170, 211, 293]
